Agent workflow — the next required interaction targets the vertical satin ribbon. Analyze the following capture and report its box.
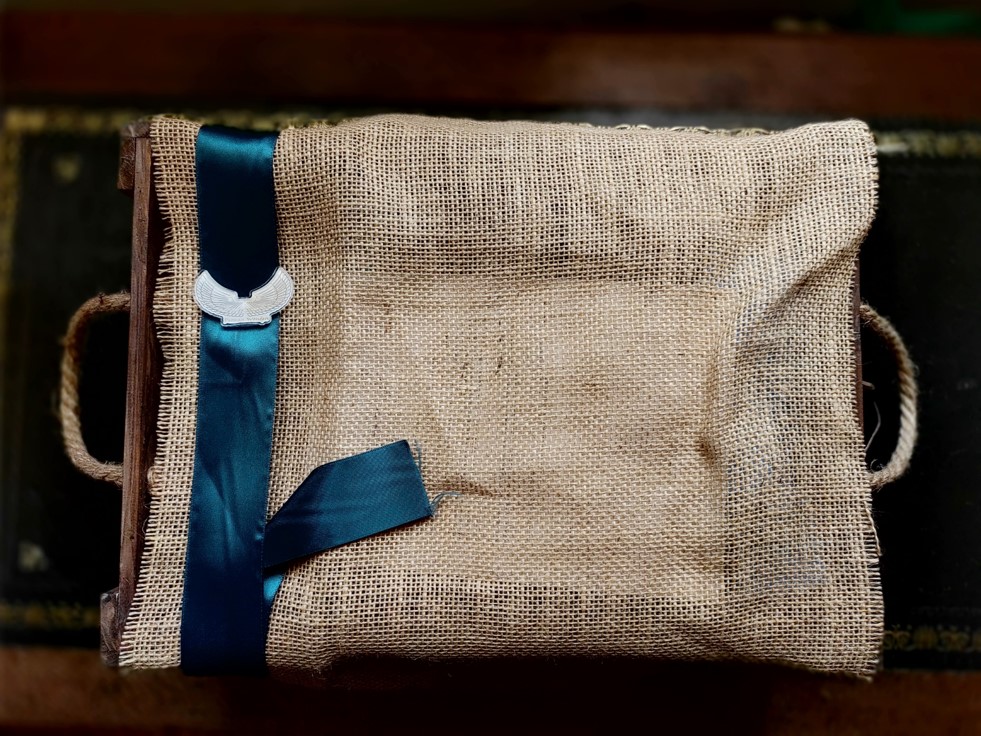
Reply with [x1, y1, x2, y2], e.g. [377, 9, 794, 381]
[181, 127, 280, 675]
[179, 126, 438, 676]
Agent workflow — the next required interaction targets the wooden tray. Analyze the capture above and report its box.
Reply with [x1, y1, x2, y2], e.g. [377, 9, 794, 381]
[100, 121, 866, 665]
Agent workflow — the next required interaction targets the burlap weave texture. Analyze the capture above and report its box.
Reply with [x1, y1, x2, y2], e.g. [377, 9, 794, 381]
[123, 114, 880, 677]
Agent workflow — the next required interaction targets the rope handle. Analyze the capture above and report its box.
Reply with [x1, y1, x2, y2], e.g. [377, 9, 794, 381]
[57, 293, 915, 491]
[860, 303, 918, 490]
[60, 292, 131, 487]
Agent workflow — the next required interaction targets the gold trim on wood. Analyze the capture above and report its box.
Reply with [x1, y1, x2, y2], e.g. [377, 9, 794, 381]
[884, 624, 981, 654]
[4, 106, 981, 157]
[0, 600, 100, 631]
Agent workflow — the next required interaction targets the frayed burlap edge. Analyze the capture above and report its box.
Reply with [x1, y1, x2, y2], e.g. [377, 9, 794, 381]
[121, 115, 883, 677]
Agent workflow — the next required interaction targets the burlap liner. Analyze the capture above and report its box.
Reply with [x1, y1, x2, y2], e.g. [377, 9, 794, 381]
[122, 114, 880, 677]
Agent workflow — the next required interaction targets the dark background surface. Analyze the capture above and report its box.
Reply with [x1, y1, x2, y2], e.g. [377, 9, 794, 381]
[1, 109, 979, 672]
[0, 127, 130, 646]
[1, 3, 981, 733]
[862, 150, 981, 669]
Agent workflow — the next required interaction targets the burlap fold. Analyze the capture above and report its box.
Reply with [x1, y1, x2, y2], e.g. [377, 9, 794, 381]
[122, 114, 880, 677]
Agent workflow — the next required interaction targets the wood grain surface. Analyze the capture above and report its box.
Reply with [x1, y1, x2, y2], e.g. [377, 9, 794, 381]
[3, 11, 981, 120]
[2, 646, 981, 734]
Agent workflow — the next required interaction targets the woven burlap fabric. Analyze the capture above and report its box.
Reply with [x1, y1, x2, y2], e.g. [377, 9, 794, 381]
[122, 114, 880, 677]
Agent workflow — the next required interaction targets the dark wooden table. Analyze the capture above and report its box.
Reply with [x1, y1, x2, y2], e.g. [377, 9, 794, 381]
[3, 13, 980, 734]
[2, 646, 981, 734]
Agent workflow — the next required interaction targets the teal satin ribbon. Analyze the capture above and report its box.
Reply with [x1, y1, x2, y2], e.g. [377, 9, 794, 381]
[261, 440, 434, 615]
[181, 127, 433, 675]
[181, 128, 281, 675]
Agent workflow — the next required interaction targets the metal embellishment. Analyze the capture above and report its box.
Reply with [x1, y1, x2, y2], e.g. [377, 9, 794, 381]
[194, 266, 295, 327]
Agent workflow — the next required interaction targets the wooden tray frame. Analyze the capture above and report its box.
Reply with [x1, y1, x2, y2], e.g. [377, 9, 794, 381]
[100, 121, 865, 664]
[101, 121, 161, 666]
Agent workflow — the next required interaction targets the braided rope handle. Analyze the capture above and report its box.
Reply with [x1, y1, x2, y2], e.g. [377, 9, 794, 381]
[860, 303, 919, 490]
[57, 293, 916, 491]
[60, 292, 131, 487]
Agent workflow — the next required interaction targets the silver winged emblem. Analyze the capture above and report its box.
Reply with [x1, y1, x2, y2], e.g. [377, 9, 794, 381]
[194, 266, 295, 327]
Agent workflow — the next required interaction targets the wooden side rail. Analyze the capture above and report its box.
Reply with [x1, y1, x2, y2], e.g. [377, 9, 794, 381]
[101, 121, 163, 666]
